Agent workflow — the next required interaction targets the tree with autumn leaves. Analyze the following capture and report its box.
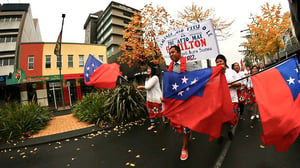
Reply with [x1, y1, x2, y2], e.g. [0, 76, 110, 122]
[119, 3, 234, 70]
[178, 3, 233, 40]
[242, 2, 291, 65]
[119, 4, 177, 70]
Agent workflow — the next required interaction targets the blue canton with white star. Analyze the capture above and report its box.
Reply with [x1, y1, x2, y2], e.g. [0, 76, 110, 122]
[84, 54, 103, 82]
[276, 57, 300, 100]
[163, 68, 212, 101]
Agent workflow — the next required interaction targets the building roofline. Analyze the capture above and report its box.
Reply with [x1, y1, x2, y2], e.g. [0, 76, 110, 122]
[0, 3, 30, 12]
[20, 42, 107, 47]
[99, 1, 140, 21]
[83, 11, 103, 29]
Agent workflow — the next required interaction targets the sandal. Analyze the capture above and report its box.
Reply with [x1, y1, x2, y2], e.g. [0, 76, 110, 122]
[147, 125, 155, 131]
[180, 149, 188, 160]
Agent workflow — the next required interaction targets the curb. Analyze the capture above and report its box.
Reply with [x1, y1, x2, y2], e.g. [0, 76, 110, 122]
[0, 124, 115, 150]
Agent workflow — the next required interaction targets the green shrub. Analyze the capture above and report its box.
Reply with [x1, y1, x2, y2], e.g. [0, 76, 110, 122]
[73, 84, 147, 125]
[0, 102, 51, 142]
[72, 91, 112, 125]
[106, 84, 147, 122]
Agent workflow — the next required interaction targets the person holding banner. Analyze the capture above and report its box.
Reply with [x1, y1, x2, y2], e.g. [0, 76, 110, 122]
[166, 45, 201, 161]
[215, 55, 241, 142]
[137, 65, 163, 131]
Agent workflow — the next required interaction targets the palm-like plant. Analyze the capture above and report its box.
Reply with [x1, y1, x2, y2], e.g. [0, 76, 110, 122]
[106, 84, 147, 123]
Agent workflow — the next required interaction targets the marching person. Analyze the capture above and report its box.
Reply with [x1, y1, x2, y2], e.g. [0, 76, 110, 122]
[231, 62, 247, 118]
[246, 65, 260, 120]
[137, 65, 163, 131]
[215, 55, 241, 142]
[166, 45, 201, 161]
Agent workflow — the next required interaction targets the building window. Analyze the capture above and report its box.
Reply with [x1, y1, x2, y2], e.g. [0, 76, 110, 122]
[3, 59, 8, 66]
[9, 57, 14, 66]
[98, 55, 103, 62]
[123, 20, 130, 24]
[28, 56, 34, 69]
[0, 58, 14, 66]
[107, 47, 114, 56]
[79, 55, 84, 67]
[56, 55, 62, 68]
[123, 11, 132, 17]
[0, 15, 21, 22]
[68, 55, 73, 68]
[0, 35, 17, 43]
[45, 55, 51, 68]
[104, 36, 113, 46]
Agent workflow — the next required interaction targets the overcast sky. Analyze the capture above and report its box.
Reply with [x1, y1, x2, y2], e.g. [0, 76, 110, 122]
[0, 0, 291, 65]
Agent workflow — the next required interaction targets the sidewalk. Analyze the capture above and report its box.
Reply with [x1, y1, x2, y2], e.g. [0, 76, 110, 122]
[0, 110, 109, 150]
[30, 114, 94, 138]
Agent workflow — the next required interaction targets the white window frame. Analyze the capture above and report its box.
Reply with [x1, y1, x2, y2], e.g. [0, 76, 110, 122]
[28, 56, 34, 70]
[45, 55, 51, 68]
[68, 55, 73, 68]
[79, 55, 84, 67]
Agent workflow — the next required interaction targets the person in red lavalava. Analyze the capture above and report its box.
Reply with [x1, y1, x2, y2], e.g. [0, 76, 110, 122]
[246, 65, 260, 120]
[166, 45, 201, 161]
[137, 65, 163, 131]
[231, 62, 247, 119]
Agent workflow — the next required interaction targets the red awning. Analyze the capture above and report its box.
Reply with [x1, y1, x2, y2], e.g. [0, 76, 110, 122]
[63, 73, 84, 80]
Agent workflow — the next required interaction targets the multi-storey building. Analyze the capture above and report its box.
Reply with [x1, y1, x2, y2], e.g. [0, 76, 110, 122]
[0, 3, 42, 102]
[83, 1, 140, 80]
[6, 42, 107, 109]
[2, 2, 141, 107]
[95, 1, 139, 58]
[1, 3, 109, 109]
[84, 11, 103, 44]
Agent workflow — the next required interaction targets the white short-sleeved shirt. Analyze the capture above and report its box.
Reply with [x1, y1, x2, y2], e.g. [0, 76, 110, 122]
[237, 71, 247, 88]
[225, 68, 240, 103]
[145, 75, 162, 103]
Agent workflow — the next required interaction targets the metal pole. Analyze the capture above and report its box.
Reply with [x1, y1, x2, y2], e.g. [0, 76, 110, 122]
[52, 83, 57, 109]
[59, 14, 66, 109]
[67, 81, 72, 107]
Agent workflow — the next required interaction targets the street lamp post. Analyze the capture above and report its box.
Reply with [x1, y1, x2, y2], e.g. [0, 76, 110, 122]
[59, 14, 66, 109]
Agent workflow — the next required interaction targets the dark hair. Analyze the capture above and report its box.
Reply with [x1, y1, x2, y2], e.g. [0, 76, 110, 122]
[231, 62, 239, 69]
[215, 54, 228, 68]
[148, 64, 159, 76]
[251, 65, 258, 73]
[170, 45, 181, 53]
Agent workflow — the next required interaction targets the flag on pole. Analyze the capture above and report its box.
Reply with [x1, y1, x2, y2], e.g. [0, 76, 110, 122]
[251, 57, 300, 152]
[84, 54, 120, 89]
[162, 66, 235, 140]
[240, 59, 244, 69]
[54, 30, 62, 56]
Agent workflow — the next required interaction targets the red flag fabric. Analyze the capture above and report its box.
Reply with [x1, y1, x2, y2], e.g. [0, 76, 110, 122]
[162, 66, 235, 140]
[54, 30, 62, 56]
[84, 54, 120, 89]
[240, 59, 244, 69]
[251, 57, 300, 152]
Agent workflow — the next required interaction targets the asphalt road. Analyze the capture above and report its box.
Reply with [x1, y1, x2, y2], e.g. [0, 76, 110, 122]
[222, 112, 300, 168]
[1, 111, 300, 168]
[0, 119, 226, 168]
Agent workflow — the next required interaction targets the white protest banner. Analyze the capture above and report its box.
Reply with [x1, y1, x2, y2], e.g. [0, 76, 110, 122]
[155, 19, 219, 65]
